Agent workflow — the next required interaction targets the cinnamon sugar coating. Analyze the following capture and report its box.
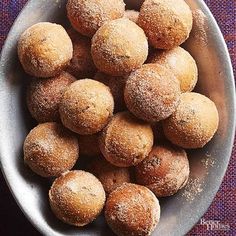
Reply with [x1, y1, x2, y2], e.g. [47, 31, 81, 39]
[124, 10, 139, 23]
[124, 64, 181, 122]
[163, 92, 219, 149]
[24, 123, 79, 177]
[91, 18, 148, 76]
[105, 183, 160, 236]
[138, 0, 193, 49]
[99, 112, 154, 167]
[67, 0, 125, 37]
[148, 47, 198, 92]
[59, 79, 114, 135]
[49, 170, 105, 226]
[135, 144, 189, 197]
[18, 22, 73, 78]
[27, 71, 76, 123]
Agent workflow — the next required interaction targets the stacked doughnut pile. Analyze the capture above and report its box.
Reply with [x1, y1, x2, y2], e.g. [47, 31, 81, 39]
[18, 0, 219, 235]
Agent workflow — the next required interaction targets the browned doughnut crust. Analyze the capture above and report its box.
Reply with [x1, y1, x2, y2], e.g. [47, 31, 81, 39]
[27, 71, 76, 123]
[49, 170, 106, 226]
[24, 122, 79, 177]
[91, 18, 148, 76]
[99, 112, 154, 167]
[67, 0, 125, 37]
[124, 64, 181, 122]
[66, 28, 97, 79]
[105, 183, 160, 236]
[18, 22, 73, 78]
[88, 156, 131, 194]
[135, 144, 189, 197]
[147, 47, 198, 92]
[94, 72, 127, 112]
[78, 134, 101, 157]
[59, 79, 114, 135]
[162, 92, 219, 149]
[124, 10, 139, 23]
[138, 0, 193, 49]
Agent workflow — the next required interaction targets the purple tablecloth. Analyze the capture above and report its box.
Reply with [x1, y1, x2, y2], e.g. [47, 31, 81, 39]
[0, 0, 235, 235]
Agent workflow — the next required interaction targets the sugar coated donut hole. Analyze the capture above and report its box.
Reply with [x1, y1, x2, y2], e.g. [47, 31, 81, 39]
[91, 18, 148, 76]
[138, 0, 193, 49]
[66, 28, 97, 79]
[67, 0, 125, 37]
[124, 10, 139, 23]
[59, 79, 114, 135]
[124, 64, 181, 122]
[99, 111, 154, 167]
[27, 71, 76, 123]
[148, 47, 198, 92]
[49, 170, 106, 226]
[94, 72, 127, 112]
[18, 22, 73, 78]
[88, 156, 131, 195]
[78, 134, 101, 157]
[105, 183, 160, 236]
[24, 122, 79, 177]
[163, 92, 219, 149]
[135, 144, 189, 197]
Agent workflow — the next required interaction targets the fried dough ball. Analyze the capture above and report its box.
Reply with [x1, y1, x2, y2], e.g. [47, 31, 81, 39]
[88, 156, 131, 194]
[24, 123, 79, 177]
[135, 144, 189, 197]
[78, 134, 101, 157]
[94, 72, 127, 112]
[59, 79, 114, 135]
[67, 0, 125, 37]
[91, 18, 148, 76]
[148, 47, 198, 92]
[27, 72, 76, 123]
[18, 22, 73, 78]
[163, 92, 219, 149]
[66, 29, 97, 79]
[99, 112, 154, 167]
[49, 170, 106, 226]
[105, 183, 160, 236]
[124, 10, 139, 23]
[124, 64, 181, 122]
[138, 0, 193, 49]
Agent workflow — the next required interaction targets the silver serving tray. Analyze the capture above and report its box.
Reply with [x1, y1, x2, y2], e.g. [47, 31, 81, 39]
[0, 0, 235, 235]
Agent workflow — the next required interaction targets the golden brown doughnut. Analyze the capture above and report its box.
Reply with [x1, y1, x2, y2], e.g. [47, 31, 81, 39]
[99, 111, 154, 167]
[59, 79, 114, 135]
[124, 64, 181, 122]
[27, 71, 76, 123]
[67, 0, 125, 37]
[88, 156, 131, 194]
[66, 28, 97, 79]
[18, 22, 73, 78]
[105, 183, 160, 236]
[148, 47, 198, 92]
[162, 92, 219, 149]
[24, 122, 79, 177]
[135, 144, 189, 197]
[78, 134, 101, 157]
[94, 72, 127, 112]
[138, 0, 193, 49]
[49, 170, 106, 226]
[91, 18, 148, 76]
